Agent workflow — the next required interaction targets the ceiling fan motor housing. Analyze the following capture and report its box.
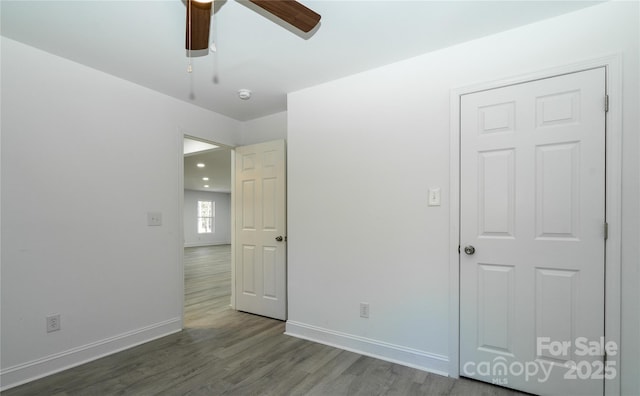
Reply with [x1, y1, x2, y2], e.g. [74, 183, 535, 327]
[186, 0, 212, 51]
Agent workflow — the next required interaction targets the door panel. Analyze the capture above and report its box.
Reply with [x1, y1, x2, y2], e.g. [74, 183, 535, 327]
[235, 140, 286, 320]
[477, 263, 515, 354]
[536, 143, 580, 239]
[460, 68, 606, 395]
[478, 149, 515, 237]
[241, 245, 256, 295]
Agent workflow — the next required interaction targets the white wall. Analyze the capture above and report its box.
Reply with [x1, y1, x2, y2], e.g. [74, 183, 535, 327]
[183, 190, 231, 247]
[287, 2, 639, 394]
[0, 37, 241, 389]
[240, 111, 287, 145]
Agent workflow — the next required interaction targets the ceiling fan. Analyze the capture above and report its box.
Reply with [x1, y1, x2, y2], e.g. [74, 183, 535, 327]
[186, 0, 322, 51]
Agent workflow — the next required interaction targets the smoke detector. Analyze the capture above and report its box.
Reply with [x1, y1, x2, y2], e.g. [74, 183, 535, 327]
[238, 89, 252, 100]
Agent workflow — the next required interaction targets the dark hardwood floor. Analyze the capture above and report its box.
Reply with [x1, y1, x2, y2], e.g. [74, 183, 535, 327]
[2, 245, 525, 395]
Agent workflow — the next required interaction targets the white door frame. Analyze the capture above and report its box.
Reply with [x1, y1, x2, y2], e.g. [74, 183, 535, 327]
[448, 54, 623, 396]
[230, 148, 236, 310]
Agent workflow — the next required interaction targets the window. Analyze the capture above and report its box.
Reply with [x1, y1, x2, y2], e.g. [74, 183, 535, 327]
[197, 200, 214, 234]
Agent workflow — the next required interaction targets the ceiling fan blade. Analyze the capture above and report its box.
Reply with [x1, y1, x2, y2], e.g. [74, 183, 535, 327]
[186, 0, 211, 50]
[249, 0, 321, 33]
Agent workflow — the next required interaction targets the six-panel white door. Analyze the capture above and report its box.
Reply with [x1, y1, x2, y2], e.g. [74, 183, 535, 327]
[460, 68, 606, 395]
[235, 140, 287, 320]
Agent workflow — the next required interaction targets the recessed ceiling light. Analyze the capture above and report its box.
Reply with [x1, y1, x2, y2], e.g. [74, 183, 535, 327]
[202, 177, 209, 181]
[197, 163, 205, 168]
[204, 185, 210, 188]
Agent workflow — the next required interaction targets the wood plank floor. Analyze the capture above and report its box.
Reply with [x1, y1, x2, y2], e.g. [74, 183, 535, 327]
[2, 245, 527, 396]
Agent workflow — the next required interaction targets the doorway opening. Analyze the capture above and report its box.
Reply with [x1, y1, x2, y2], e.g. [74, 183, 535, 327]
[182, 136, 234, 329]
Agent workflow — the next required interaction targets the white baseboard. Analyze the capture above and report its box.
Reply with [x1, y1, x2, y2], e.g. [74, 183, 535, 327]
[0, 318, 182, 391]
[285, 321, 449, 376]
[183, 241, 231, 248]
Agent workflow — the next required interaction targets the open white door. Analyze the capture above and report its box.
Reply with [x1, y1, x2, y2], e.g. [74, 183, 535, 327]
[235, 140, 287, 320]
[460, 68, 607, 395]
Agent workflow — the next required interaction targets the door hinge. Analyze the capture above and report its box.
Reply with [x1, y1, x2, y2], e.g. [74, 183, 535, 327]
[605, 95, 609, 113]
[604, 222, 609, 240]
[458, 245, 461, 254]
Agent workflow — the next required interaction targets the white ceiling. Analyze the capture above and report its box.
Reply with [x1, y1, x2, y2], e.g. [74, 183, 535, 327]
[1, 0, 602, 122]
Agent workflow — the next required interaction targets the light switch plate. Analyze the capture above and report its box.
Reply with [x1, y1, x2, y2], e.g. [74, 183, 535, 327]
[428, 188, 441, 206]
[147, 212, 162, 226]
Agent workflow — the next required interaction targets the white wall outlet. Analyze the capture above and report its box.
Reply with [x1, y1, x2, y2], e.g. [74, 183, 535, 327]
[147, 212, 162, 226]
[360, 302, 370, 318]
[428, 187, 441, 206]
[46, 314, 61, 333]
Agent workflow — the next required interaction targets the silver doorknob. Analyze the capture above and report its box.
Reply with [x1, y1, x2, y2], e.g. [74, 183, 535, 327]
[275, 236, 283, 242]
[464, 245, 476, 255]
